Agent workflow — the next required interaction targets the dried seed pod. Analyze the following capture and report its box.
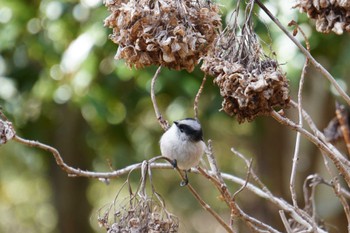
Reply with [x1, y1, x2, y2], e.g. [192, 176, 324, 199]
[294, 0, 350, 34]
[201, 1, 290, 123]
[104, 0, 221, 72]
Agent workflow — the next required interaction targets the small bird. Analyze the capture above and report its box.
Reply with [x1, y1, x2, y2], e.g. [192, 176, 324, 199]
[159, 118, 206, 186]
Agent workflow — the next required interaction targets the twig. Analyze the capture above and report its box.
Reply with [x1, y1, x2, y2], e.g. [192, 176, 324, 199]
[194, 74, 207, 120]
[205, 139, 225, 183]
[231, 148, 274, 198]
[186, 182, 234, 233]
[302, 174, 321, 222]
[279, 210, 293, 233]
[271, 110, 350, 187]
[255, 0, 350, 106]
[198, 167, 280, 233]
[288, 20, 311, 208]
[232, 158, 252, 200]
[290, 100, 350, 168]
[150, 66, 169, 131]
[219, 171, 327, 233]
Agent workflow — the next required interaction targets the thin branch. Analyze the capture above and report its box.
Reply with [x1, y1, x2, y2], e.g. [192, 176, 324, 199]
[205, 139, 225, 183]
[186, 182, 234, 233]
[219, 172, 326, 233]
[231, 147, 320, 232]
[271, 111, 350, 187]
[198, 167, 280, 233]
[13, 134, 232, 232]
[10, 130, 327, 232]
[255, 0, 350, 106]
[279, 210, 293, 233]
[232, 158, 252, 200]
[290, 100, 350, 168]
[288, 20, 311, 208]
[194, 74, 207, 120]
[150, 66, 169, 131]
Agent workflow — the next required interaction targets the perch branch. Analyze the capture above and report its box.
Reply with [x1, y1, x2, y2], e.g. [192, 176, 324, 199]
[2, 110, 327, 232]
[8, 131, 326, 232]
[13, 134, 232, 232]
[255, 0, 350, 106]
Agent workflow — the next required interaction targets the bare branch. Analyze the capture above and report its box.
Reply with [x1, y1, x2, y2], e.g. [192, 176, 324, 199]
[232, 158, 252, 200]
[205, 139, 225, 183]
[194, 74, 207, 120]
[279, 210, 293, 233]
[271, 110, 350, 187]
[290, 100, 350, 169]
[186, 182, 234, 233]
[288, 20, 311, 208]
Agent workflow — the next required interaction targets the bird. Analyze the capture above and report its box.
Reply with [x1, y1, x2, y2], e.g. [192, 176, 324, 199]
[159, 118, 206, 186]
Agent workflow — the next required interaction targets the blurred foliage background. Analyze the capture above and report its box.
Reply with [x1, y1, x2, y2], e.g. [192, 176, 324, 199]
[0, 0, 350, 232]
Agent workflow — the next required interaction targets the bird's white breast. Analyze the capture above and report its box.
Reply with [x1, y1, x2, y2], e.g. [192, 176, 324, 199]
[160, 124, 206, 170]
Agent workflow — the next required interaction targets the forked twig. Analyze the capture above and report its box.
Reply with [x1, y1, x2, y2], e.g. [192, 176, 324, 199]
[151, 66, 169, 131]
[279, 210, 293, 233]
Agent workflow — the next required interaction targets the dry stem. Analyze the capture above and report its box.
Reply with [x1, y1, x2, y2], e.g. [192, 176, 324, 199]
[288, 20, 311, 208]
[194, 74, 207, 120]
[151, 66, 169, 131]
[271, 110, 350, 187]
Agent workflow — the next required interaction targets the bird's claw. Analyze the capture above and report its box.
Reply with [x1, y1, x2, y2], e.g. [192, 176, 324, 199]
[180, 170, 189, 186]
[180, 178, 189, 186]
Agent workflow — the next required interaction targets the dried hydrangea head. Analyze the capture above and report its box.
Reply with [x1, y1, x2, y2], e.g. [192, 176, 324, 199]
[201, 27, 290, 123]
[294, 0, 350, 34]
[99, 197, 179, 233]
[104, 0, 221, 72]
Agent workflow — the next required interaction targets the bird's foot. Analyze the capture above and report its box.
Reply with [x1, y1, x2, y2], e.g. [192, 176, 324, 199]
[180, 170, 189, 186]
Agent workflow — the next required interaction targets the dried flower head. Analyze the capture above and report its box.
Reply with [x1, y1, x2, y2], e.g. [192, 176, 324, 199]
[104, 0, 222, 72]
[201, 2, 289, 123]
[294, 0, 350, 34]
[99, 164, 179, 233]
[99, 197, 179, 233]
